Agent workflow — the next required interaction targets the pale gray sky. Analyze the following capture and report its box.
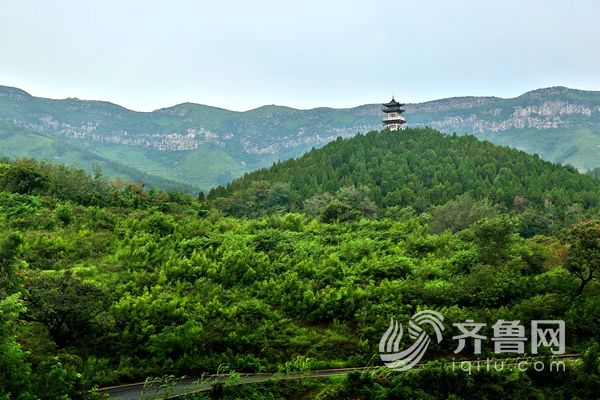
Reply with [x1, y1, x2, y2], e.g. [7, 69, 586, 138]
[1, 0, 599, 111]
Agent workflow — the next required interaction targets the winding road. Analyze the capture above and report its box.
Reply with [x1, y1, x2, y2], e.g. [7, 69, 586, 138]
[98, 354, 580, 399]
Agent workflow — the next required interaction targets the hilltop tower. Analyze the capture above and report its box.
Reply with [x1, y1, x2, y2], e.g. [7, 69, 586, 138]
[382, 97, 406, 131]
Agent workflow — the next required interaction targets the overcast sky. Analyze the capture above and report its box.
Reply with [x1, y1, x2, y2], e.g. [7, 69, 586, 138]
[1, 0, 599, 111]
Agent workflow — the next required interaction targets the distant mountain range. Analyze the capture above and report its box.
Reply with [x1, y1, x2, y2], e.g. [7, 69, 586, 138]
[1, 85, 599, 191]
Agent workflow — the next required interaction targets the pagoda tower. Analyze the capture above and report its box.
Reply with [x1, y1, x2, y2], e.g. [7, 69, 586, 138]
[382, 97, 406, 131]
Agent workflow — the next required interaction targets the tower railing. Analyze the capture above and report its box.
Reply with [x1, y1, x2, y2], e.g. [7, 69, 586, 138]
[383, 115, 406, 122]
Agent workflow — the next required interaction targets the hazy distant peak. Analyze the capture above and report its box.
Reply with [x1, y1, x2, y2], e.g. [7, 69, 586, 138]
[516, 86, 600, 101]
[0, 85, 32, 100]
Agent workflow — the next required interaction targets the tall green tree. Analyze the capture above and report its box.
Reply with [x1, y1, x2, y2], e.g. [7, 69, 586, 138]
[566, 220, 600, 295]
[472, 215, 518, 266]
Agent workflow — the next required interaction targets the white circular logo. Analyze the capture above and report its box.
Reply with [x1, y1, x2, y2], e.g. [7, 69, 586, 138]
[379, 310, 445, 371]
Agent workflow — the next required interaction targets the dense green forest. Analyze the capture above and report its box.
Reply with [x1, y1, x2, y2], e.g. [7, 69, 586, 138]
[1, 129, 600, 399]
[208, 129, 600, 224]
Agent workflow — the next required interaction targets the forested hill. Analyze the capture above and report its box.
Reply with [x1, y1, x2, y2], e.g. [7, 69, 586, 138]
[3, 85, 600, 192]
[2, 147, 600, 399]
[208, 128, 600, 223]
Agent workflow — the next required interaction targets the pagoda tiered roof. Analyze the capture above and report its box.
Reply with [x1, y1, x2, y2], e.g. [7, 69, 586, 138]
[382, 97, 406, 113]
[382, 97, 405, 107]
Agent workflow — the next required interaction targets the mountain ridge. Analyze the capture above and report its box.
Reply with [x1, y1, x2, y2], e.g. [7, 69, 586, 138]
[2, 84, 600, 191]
[4, 84, 599, 113]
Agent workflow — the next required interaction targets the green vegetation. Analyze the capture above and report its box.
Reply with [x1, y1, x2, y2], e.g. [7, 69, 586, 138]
[0, 85, 373, 192]
[0, 121, 198, 192]
[479, 126, 600, 172]
[3, 85, 600, 194]
[209, 128, 600, 225]
[184, 361, 600, 400]
[1, 129, 599, 399]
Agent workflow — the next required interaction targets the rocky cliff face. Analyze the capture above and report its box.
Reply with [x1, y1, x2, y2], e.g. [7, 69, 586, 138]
[407, 97, 599, 133]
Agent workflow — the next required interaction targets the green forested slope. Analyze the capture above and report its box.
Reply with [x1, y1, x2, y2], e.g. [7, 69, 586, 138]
[209, 128, 600, 222]
[479, 126, 600, 169]
[0, 121, 198, 191]
[1, 149, 599, 399]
